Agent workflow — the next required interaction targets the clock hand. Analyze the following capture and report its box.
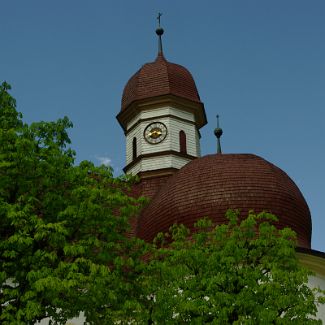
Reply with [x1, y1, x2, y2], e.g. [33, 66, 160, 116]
[149, 130, 162, 137]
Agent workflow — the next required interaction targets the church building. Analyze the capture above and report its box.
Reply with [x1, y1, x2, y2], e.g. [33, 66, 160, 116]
[116, 19, 325, 320]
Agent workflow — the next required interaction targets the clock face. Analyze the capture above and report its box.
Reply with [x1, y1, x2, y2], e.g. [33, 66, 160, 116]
[144, 122, 167, 144]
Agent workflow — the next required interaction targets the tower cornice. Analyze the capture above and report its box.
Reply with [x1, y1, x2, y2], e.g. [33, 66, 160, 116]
[123, 150, 198, 174]
[116, 94, 207, 132]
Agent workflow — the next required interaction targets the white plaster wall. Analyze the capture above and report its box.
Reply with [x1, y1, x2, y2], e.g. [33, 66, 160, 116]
[126, 106, 201, 168]
[128, 154, 192, 175]
[308, 274, 325, 321]
[128, 159, 141, 175]
[126, 117, 172, 165]
[168, 119, 198, 156]
[196, 128, 201, 156]
[127, 106, 195, 130]
[126, 124, 142, 165]
[37, 312, 85, 325]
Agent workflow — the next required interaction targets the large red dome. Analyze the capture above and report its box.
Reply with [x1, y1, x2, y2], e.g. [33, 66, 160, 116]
[137, 154, 312, 248]
[121, 54, 202, 111]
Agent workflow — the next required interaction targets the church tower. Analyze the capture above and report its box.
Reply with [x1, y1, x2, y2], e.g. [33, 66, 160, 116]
[116, 16, 207, 183]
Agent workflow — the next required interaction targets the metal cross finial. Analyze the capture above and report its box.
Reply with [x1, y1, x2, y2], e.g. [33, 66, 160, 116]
[157, 12, 162, 27]
[155, 13, 164, 55]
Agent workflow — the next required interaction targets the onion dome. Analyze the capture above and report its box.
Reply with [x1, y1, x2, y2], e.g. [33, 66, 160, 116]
[121, 54, 202, 111]
[137, 154, 312, 249]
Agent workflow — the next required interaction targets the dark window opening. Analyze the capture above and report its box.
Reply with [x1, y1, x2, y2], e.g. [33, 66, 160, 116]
[132, 137, 137, 160]
[179, 130, 187, 154]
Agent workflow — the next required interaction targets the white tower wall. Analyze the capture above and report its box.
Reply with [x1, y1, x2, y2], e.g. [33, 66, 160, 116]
[125, 106, 201, 175]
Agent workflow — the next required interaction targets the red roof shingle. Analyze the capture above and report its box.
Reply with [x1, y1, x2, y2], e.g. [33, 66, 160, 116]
[137, 154, 312, 248]
[121, 54, 202, 111]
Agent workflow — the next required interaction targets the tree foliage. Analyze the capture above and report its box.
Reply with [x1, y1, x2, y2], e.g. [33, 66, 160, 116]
[0, 82, 324, 324]
[136, 211, 325, 324]
[0, 82, 146, 324]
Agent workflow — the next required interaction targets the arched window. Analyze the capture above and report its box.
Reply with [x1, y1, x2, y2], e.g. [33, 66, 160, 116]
[179, 130, 187, 154]
[132, 137, 137, 160]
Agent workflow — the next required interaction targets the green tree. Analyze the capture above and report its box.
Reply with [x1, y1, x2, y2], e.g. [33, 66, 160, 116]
[135, 211, 325, 324]
[0, 82, 147, 324]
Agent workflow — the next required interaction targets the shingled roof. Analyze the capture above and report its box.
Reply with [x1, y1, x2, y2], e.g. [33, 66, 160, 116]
[137, 154, 312, 249]
[121, 54, 202, 111]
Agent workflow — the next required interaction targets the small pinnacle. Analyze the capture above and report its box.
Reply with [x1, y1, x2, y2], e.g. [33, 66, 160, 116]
[156, 27, 164, 36]
[214, 115, 223, 154]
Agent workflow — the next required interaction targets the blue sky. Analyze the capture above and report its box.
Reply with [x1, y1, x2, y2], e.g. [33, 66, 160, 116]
[1, 1, 324, 251]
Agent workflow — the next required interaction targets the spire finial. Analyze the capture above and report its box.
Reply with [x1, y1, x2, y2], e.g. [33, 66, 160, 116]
[157, 12, 162, 27]
[214, 114, 223, 154]
[156, 12, 164, 55]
